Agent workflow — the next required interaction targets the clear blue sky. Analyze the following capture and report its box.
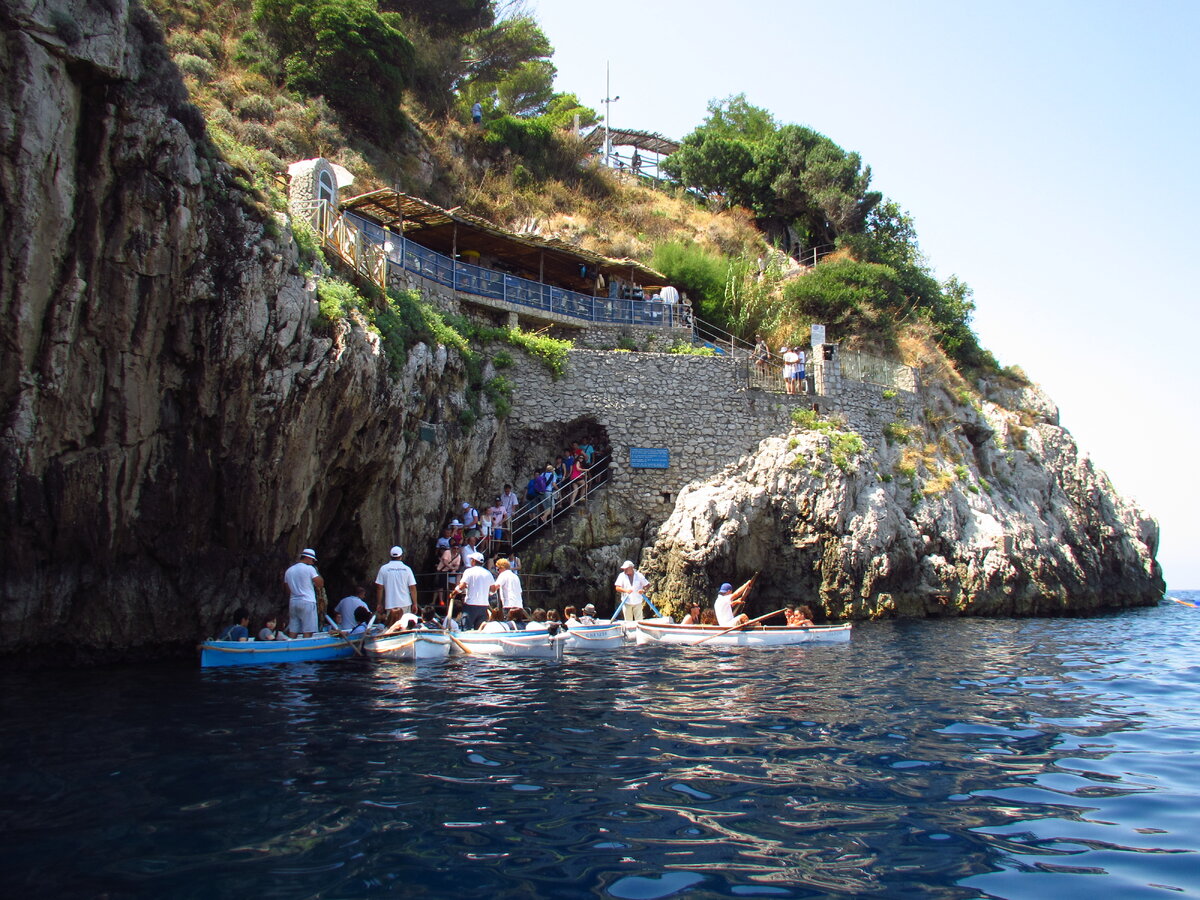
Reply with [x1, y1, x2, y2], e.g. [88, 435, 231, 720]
[533, 0, 1200, 589]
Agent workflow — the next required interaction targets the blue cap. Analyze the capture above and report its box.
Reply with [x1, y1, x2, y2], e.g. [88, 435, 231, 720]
[719, 583, 733, 593]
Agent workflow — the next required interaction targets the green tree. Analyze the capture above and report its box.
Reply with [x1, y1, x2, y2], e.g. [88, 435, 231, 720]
[253, 0, 414, 134]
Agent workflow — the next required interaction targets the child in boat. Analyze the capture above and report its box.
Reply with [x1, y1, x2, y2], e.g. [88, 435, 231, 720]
[219, 608, 251, 641]
[579, 603, 597, 624]
[348, 606, 373, 635]
[256, 614, 288, 641]
[680, 603, 703, 625]
[564, 605, 581, 625]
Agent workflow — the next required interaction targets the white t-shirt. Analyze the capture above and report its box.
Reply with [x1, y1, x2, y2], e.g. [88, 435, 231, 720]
[523, 621, 548, 632]
[284, 562, 319, 603]
[481, 620, 510, 633]
[460, 544, 477, 571]
[495, 569, 523, 609]
[487, 504, 507, 528]
[500, 491, 519, 518]
[398, 612, 420, 630]
[714, 593, 737, 626]
[375, 560, 416, 610]
[334, 595, 369, 630]
[614, 570, 649, 605]
[459, 565, 495, 607]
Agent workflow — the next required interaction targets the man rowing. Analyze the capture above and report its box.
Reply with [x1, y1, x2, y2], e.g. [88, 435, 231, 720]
[714, 577, 755, 628]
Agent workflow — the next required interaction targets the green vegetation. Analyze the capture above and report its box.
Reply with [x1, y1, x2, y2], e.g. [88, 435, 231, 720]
[154, 0, 1015, 403]
[789, 407, 865, 473]
[667, 340, 716, 356]
[883, 421, 916, 445]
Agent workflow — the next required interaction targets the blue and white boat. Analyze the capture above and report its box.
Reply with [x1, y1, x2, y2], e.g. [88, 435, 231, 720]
[199, 632, 365, 668]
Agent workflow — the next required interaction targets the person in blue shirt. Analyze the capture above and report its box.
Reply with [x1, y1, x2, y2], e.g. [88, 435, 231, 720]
[219, 608, 251, 641]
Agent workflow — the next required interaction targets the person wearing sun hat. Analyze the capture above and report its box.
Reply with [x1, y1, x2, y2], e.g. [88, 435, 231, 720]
[283, 548, 323, 638]
[375, 545, 417, 628]
[613, 559, 651, 622]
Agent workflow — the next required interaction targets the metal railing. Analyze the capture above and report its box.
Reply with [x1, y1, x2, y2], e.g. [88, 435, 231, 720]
[294, 200, 687, 328]
[502, 452, 613, 551]
[837, 350, 916, 391]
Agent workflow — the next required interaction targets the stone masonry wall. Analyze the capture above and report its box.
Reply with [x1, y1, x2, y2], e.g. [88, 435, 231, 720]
[510, 350, 818, 523]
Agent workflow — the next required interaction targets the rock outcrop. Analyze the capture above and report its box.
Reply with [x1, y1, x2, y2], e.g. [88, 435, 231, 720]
[643, 379, 1163, 619]
[0, 0, 511, 661]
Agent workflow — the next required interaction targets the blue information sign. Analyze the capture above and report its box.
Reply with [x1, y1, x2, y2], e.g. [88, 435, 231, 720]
[630, 447, 670, 469]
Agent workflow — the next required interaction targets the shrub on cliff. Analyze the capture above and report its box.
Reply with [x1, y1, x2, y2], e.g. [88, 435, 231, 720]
[252, 0, 413, 136]
[651, 241, 731, 328]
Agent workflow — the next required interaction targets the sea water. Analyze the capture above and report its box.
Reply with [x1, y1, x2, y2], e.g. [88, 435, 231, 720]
[1, 596, 1197, 898]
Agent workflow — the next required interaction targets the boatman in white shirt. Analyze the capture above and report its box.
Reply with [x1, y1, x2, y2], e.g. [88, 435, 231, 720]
[450, 551, 494, 630]
[376, 545, 417, 628]
[614, 559, 651, 621]
[492, 557, 524, 620]
[714, 579, 754, 628]
[283, 548, 323, 638]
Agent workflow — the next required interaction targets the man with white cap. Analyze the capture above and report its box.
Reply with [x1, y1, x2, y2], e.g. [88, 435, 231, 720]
[613, 559, 650, 621]
[449, 551, 494, 630]
[376, 545, 417, 628]
[284, 548, 324, 638]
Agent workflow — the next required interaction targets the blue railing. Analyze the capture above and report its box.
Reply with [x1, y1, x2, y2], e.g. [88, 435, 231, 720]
[339, 210, 688, 327]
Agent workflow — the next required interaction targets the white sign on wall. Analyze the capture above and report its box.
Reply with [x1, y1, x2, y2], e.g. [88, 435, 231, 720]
[811, 324, 826, 348]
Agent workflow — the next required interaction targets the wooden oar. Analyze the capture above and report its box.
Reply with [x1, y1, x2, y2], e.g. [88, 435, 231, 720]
[443, 596, 473, 655]
[694, 607, 787, 646]
[324, 615, 364, 656]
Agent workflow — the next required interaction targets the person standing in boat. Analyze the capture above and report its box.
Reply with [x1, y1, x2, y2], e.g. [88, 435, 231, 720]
[714, 579, 753, 628]
[283, 549, 323, 638]
[450, 551, 494, 630]
[614, 560, 651, 621]
[493, 557, 524, 620]
[375, 545, 417, 628]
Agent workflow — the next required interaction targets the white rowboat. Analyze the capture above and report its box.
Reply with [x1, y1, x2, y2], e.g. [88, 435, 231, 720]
[364, 629, 452, 660]
[634, 621, 851, 647]
[561, 622, 625, 651]
[452, 628, 569, 658]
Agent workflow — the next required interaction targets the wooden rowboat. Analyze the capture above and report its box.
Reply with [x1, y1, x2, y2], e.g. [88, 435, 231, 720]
[634, 621, 852, 647]
[452, 628, 569, 658]
[561, 621, 625, 651]
[199, 631, 365, 668]
[364, 629, 452, 660]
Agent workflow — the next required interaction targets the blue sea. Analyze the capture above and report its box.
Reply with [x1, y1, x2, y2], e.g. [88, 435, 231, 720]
[2, 595, 1197, 898]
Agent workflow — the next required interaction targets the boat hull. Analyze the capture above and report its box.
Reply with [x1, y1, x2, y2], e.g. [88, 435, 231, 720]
[200, 633, 360, 668]
[562, 622, 625, 651]
[634, 622, 852, 647]
[452, 629, 567, 658]
[365, 630, 452, 660]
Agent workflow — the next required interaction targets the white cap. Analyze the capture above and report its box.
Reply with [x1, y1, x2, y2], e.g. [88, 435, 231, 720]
[462, 502, 470, 508]
[301, 548, 317, 561]
[469, 551, 485, 562]
[390, 546, 403, 558]
[451, 519, 462, 527]
[620, 560, 635, 569]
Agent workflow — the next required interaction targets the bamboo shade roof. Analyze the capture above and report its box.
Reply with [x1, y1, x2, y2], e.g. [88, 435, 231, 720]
[340, 189, 668, 290]
[583, 127, 680, 155]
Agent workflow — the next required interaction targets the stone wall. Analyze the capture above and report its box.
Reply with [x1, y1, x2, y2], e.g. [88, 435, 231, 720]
[510, 350, 819, 523]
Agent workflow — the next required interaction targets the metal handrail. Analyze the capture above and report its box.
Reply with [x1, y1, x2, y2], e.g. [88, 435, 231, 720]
[504, 452, 613, 551]
[293, 200, 687, 329]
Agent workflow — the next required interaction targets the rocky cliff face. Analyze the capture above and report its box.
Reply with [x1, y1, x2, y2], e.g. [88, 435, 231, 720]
[642, 378, 1163, 618]
[0, 1, 1162, 663]
[0, 1, 511, 661]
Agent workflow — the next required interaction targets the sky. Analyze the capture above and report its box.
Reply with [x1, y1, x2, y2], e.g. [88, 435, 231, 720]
[532, 0, 1200, 588]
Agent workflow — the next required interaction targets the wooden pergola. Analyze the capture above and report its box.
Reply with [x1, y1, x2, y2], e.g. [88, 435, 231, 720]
[340, 189, 667, 295]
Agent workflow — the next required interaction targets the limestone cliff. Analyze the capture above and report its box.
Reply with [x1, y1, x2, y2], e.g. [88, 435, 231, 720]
[0, 0, 510, 661]
[642, 377, 1163, 618]
[0, 1, 1163, 665]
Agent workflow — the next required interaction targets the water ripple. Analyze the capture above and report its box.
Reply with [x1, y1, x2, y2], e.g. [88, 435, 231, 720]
[1, 601, 1199, 897]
